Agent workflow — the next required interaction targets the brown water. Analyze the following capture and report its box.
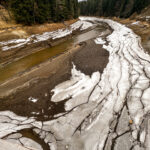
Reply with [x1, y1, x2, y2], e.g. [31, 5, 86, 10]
[0, 26, 104, 83]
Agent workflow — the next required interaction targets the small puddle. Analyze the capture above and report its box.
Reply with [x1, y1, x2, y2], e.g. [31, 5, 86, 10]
[0, 26, 105, 84]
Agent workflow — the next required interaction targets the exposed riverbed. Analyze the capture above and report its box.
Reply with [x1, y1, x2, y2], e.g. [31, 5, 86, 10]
[0, 17, 150, 150]
[0, 24, 107, 84]
[0, 18, 111, 150]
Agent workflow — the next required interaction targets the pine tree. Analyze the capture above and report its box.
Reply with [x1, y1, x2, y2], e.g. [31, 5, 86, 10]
[79, 0, 150, 18]
[4, 0, 79, 25]
[10, 0, 35, 25]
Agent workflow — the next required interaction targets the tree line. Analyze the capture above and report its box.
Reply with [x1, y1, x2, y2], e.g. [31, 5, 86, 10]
[79, 0, 150, 18]
[0, 0, 79, 25]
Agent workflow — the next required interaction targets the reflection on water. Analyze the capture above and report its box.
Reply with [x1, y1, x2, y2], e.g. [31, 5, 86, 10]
[0, 26, 105, 83]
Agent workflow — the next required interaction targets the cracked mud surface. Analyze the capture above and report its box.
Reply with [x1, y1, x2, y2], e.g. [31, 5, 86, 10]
[0, 17, 150, 150]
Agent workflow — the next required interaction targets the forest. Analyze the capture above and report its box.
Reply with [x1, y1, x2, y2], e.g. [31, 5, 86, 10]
[0, 0, 79, 25]
[79, 0, 150, 18]
[1, 0, 150, 25]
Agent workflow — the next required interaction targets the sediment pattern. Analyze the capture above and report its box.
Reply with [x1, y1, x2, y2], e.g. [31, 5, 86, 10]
[0, 17, 150, 150]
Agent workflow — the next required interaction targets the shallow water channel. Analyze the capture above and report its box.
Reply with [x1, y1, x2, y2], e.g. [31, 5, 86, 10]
[0, 25, 106, 84]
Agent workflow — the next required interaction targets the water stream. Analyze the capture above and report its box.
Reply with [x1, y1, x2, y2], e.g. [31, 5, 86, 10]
[0, 26, 104, 84]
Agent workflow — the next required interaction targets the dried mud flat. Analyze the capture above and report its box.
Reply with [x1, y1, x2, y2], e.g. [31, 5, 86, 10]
[0, 17, 150, 150]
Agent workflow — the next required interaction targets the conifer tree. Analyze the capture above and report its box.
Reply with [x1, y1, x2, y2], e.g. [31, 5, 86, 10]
[79, 0, 150, 18]
[1, 0, 79, 25]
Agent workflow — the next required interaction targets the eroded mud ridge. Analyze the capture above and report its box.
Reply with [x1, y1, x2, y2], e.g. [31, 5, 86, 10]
[0, 17, 150, 150]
